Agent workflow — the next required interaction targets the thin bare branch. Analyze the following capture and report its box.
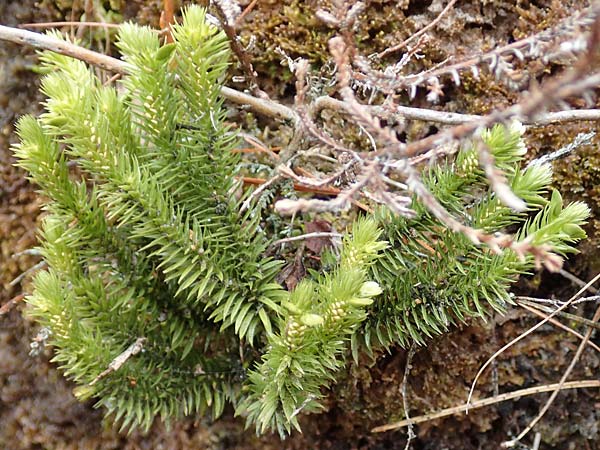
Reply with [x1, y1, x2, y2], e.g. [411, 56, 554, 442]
[240, 174, 282, 212]
[235, 0, 258, 27]
[516, 295, 600, 307]
[371, 379, 600, 433]
[271, 231, 343, 247]
[516, 300, 600, 351]
[316, 95, 600, 125]
[0, 24, 130, 73]
[401, 345, 417, 449]
[466, 271, 600, 412]
[502, 305, 600, 447]
[1, 24, 598, 128]
[19, 21, 121, 29]
[90, 337, 147, 386]
[0, 294, 26, 316]
[9, 261, 47, 287]
[377, 0, 458, 59]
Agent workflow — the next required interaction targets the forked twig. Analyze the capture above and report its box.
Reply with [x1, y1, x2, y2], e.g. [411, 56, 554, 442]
[517, 298, 600, 331]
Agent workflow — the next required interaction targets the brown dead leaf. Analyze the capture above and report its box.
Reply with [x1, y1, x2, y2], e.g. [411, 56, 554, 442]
[276, 244, 306, 291]
[305, 219, 333, 255]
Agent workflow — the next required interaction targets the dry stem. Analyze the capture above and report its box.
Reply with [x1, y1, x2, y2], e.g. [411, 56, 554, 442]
[466, 271, 600, 412]
[502, 304, 600, 447]
[376, 0, 458, 59]
[371, 379, 600, 433]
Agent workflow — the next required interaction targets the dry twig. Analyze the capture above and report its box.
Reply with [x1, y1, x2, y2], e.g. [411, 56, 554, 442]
[0, 294, 26, 316]
[502, 305, 600, 447]
[401, 345, 417, 450]
[515, 300, 600, 352]
[377, 0, 458, 59]
[466, 272, 600, 412]
[371, 379, 600, 433]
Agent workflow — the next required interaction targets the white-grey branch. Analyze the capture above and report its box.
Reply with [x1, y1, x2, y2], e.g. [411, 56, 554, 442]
[0, 24, 598, 126]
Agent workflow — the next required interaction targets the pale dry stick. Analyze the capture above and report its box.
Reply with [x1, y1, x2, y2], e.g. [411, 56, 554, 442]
[377, 0, 458, 59]
[401, 344, 417, 450]
[278, 163, 357, 189]
[11, 248, 42, 258]
[270, 231, 343, 247]
[9, 261, 47, 287]
[466, 271, 600, 413]
[0, 24, 298, 122]
[275, 161, 377, 215]
[517, 298, 600, 331]
[532, 433, 542, 450]
[502, 305, 600, 448]
[515, 300, 600, 352]
[315, 95, 600, 126]
[516, 295, 600, 307]
[0, 24, 130, 74]
[240, 174, 282, 212]
[20, 21, 121, 29]
[221, 86, 298, 122]
[4, 23, 600, 128]
[89, 337, 147, 386]
[371, 379, 600, 433]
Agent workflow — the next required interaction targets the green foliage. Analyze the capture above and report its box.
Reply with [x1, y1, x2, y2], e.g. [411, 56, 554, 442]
[15, 6, 281, 431]
[12, 6, 589, 439]
[363, 124, 590, 351]
[238, 218, 386, 436]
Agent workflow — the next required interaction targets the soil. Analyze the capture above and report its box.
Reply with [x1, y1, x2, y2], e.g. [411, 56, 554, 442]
[0, 1, 598, 449]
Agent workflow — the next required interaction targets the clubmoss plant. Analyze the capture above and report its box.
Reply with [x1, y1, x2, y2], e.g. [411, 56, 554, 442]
[362, 123, 590, 352]
[13, 5, 589, 438]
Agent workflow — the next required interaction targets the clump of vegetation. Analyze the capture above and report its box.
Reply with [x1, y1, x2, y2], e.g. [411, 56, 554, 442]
[364, 123, 590, 351]
[13, 5, 589, 438]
